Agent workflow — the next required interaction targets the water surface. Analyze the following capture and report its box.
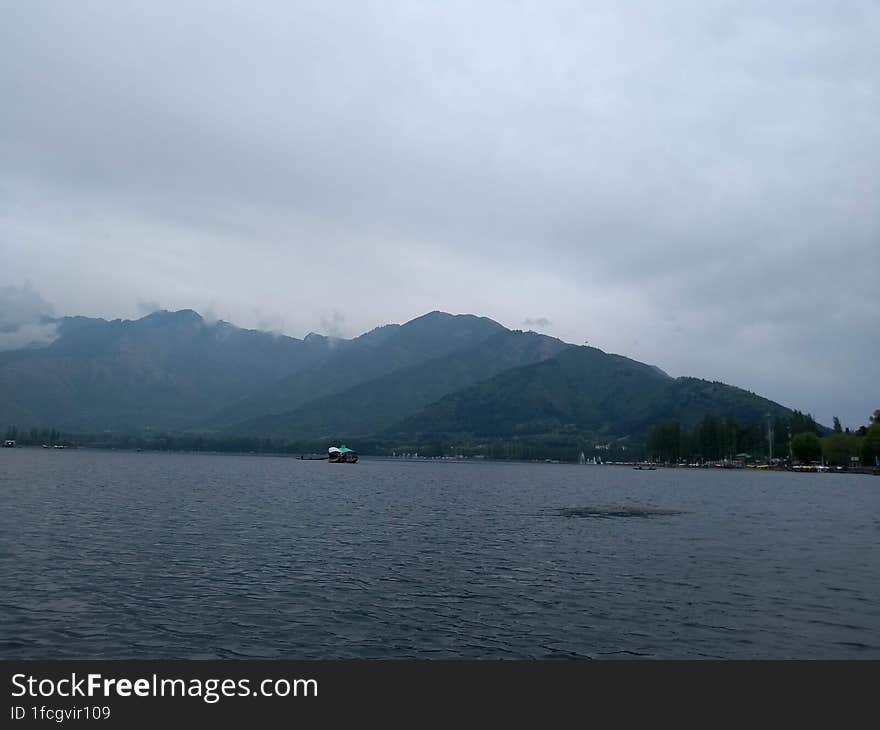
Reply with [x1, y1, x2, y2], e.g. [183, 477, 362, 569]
[1, 448, 878, 658]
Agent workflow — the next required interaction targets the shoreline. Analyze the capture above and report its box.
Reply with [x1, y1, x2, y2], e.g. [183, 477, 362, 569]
[3, 443, 877, 475]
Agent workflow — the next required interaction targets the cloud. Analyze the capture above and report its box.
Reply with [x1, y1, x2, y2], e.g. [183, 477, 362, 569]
[254, 310, 289, 336]
[523, 317, 552, 329]
[319, 309, 347, 339]
[0, 284, 58, 351]
[136, 299, 161, 316]
[0, 321, 59, 351]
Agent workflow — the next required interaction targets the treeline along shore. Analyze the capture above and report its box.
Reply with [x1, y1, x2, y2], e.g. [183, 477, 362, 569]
[4, 409, 879, 471]
[646, 411, 880, 469]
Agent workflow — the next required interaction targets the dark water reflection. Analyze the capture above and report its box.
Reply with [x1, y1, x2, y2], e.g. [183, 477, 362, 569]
[1, 449, 878, 658]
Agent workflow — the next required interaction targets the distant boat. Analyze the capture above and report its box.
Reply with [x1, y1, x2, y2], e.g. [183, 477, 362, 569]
[328, 445, 358, 463]
[2, 439, 15, 448]
[300, 446, 359, 462]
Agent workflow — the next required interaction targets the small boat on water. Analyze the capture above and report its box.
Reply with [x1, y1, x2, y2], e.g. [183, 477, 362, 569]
[328, 445, 358, 463]
[302, 446, 359, 462]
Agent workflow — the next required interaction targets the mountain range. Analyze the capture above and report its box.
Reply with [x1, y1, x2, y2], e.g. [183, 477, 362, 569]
[0, 308, 799, 447]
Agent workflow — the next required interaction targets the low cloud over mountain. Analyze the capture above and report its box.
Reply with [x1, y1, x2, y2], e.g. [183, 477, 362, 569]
[0, 284, 58, 351]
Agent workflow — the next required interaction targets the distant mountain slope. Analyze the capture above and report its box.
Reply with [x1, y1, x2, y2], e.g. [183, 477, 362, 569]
[0, 307, 806, 445]
[0, 310, 334, 431]
[229, 329, 571, 438]
[206, 311, 506, 428]
[389, 345, 794, 439]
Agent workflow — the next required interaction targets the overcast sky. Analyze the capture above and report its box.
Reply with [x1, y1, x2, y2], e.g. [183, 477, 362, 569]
[1, 1, 877, 427]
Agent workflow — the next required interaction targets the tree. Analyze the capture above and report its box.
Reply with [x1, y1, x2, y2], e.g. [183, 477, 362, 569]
[696, 415, 722, 460]
[791, 432, 822, 463]
[721, 416, 738, 459]
[861, 423, 880, 466]
[648, 421, 681, 462]
[833, 416, 842, 433]
[790, 411, 819, 436]
[773, 416, 789, 457]
[822, 433, 861, 467]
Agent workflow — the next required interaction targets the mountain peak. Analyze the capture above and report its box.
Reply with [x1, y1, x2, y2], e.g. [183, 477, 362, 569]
[406, 310, 454, 324]
[140, 309, 204, 325]
[403, 311, 504, 330]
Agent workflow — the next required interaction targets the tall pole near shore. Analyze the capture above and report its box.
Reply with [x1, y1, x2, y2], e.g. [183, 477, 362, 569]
[766, 413, 773, 462]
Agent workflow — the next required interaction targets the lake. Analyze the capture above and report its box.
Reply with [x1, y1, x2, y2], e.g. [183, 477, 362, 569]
[1, 448, 878, 659]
